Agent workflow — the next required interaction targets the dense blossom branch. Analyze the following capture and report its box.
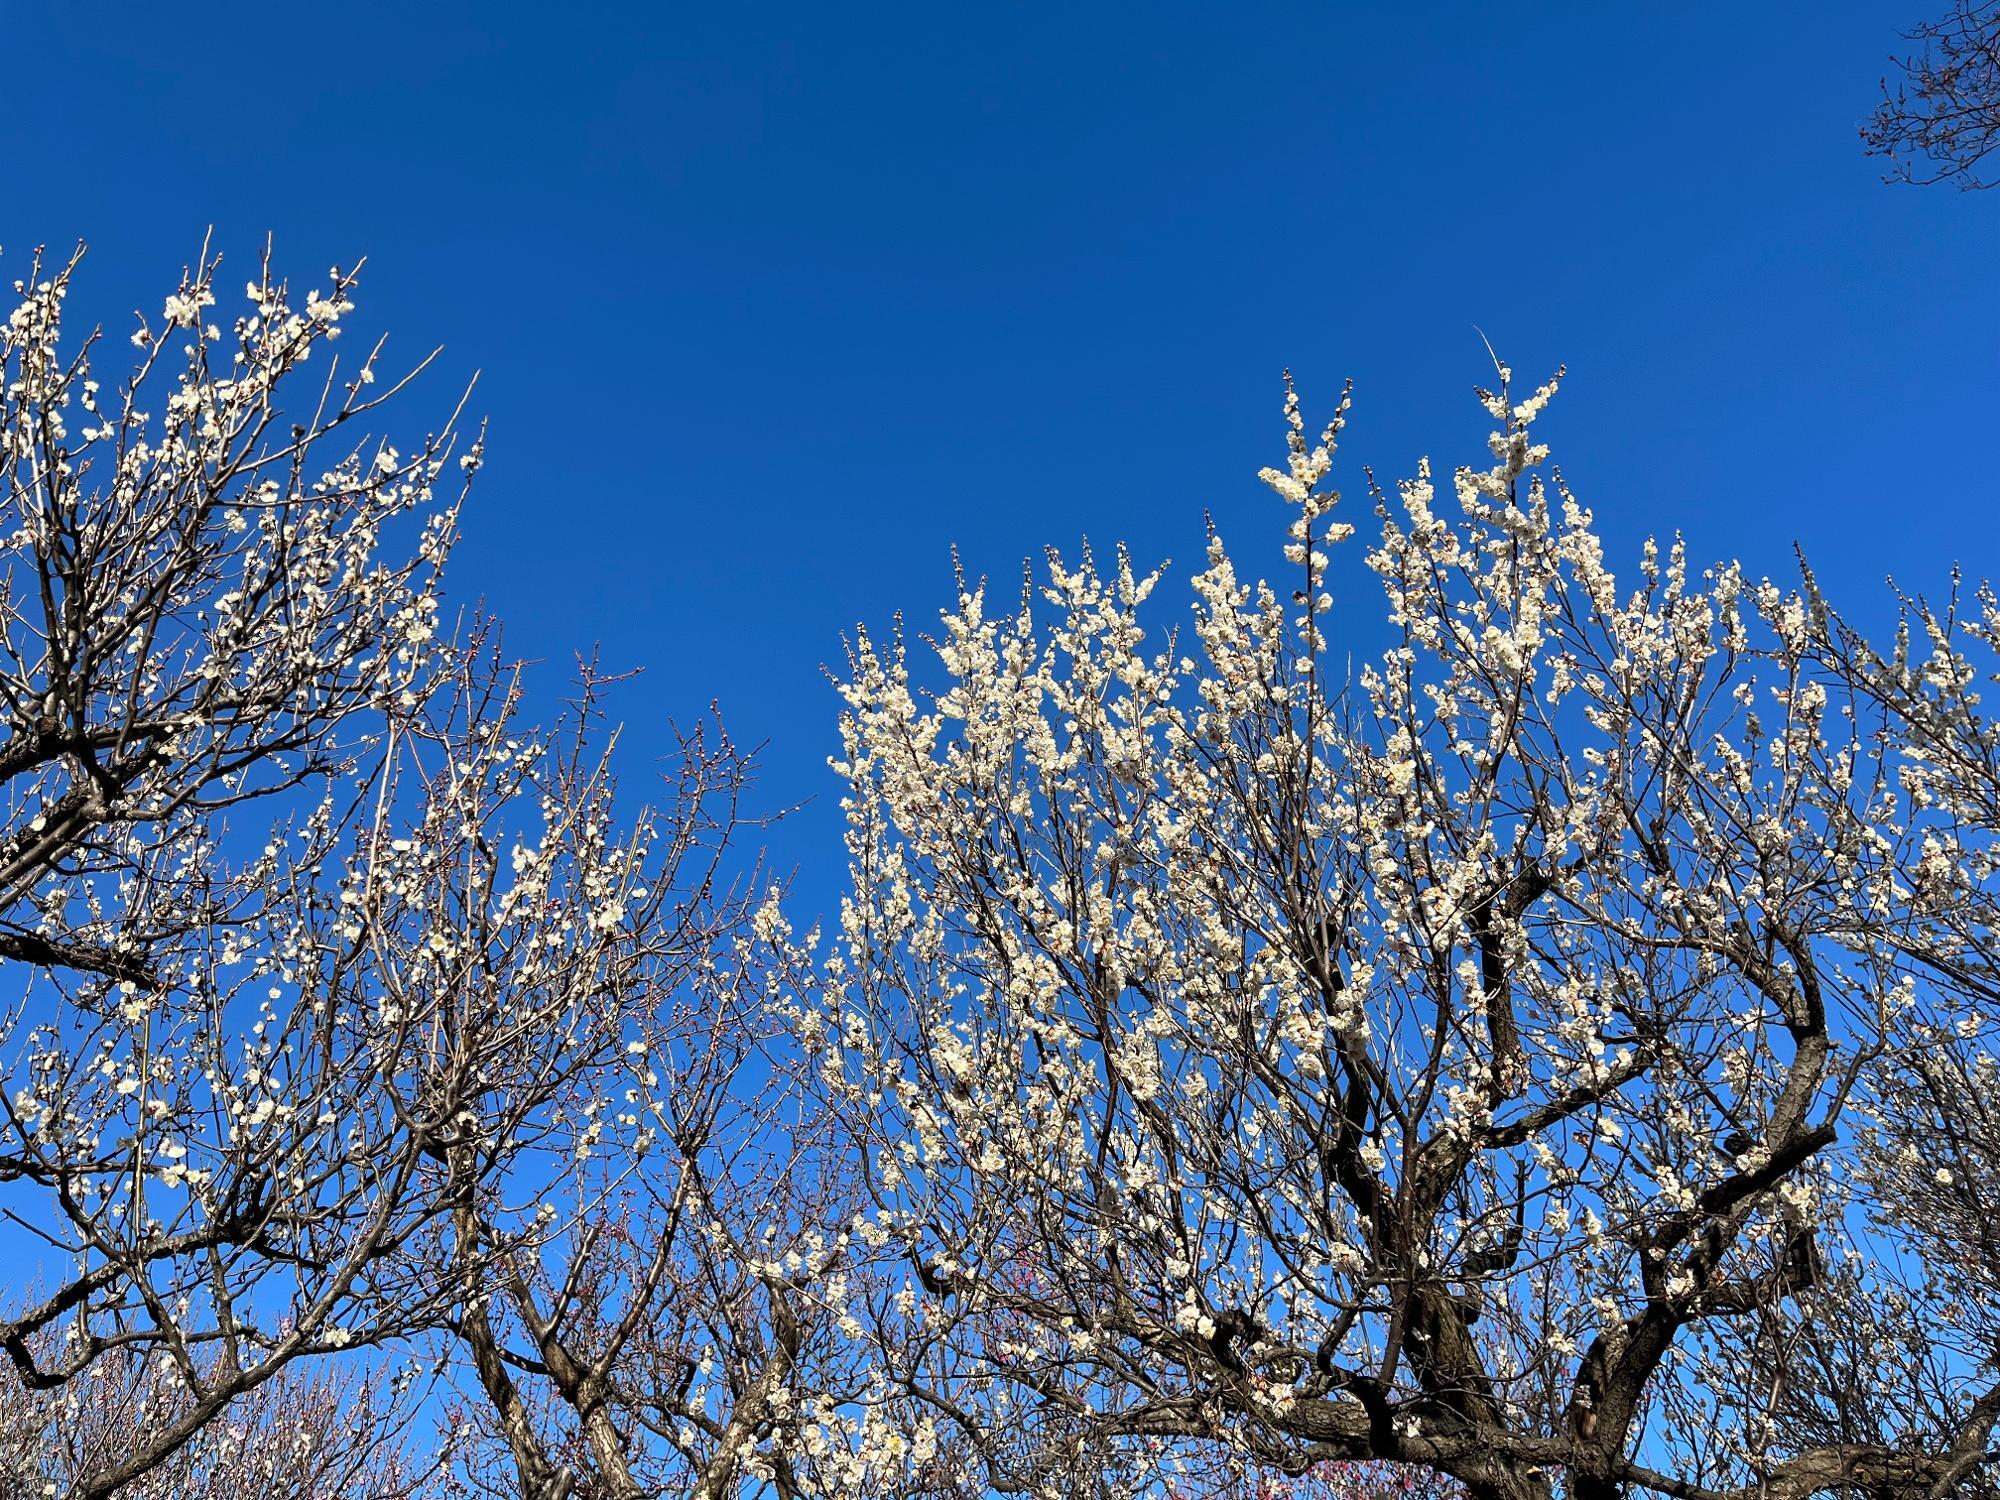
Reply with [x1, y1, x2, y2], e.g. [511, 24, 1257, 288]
[822, 367, 2000, 1499]
[9, 241, 1997, 1500]
[0, 241, 487, 1491]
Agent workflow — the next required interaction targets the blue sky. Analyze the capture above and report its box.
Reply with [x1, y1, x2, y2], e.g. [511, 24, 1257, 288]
[9, 0, 1997, 902]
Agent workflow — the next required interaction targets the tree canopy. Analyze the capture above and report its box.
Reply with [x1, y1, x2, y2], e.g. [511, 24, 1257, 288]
[1, 253, 1996, 1499]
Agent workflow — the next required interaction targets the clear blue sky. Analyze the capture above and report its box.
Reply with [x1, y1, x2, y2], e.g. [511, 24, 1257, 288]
[9, 0, 1996, 896]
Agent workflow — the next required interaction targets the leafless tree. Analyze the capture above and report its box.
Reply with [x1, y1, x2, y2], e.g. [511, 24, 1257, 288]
[0, 1329, 440, 1500]
[1863, 0, 2000, 188]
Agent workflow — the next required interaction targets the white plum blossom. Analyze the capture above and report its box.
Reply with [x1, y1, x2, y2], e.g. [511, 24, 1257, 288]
[821, 366, 2000, 1499]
